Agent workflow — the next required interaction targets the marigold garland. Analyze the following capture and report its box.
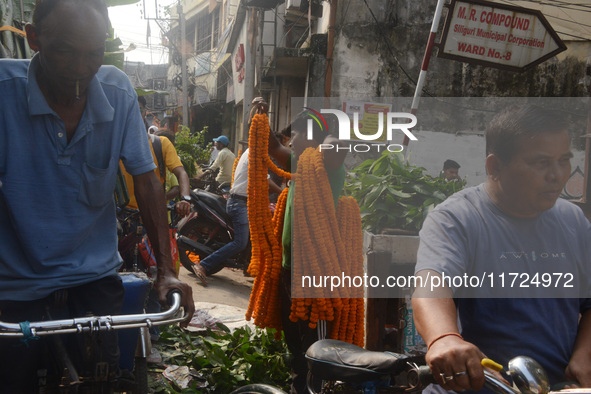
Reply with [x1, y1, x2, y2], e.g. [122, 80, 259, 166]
[244, 115, 364, 347]
[231, 148, 243, 186]
[290, 147, 365, 346]
[187, 252, 200, 264]
[245, 113, 291, 333]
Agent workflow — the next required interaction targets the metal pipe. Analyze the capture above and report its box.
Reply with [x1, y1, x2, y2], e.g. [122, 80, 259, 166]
[179, 3, 189, 128]
[324, 0, 338, 100]
[483, 371, 520, 394]
[403, 0, 446, 148]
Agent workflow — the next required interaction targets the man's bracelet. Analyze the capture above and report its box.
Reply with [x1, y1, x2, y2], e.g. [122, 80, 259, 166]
[428, 332, 464, 350]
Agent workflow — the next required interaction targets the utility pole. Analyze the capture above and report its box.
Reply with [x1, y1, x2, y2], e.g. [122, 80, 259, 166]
[242, 8, 256, 138]
[178, 3, 189, 128]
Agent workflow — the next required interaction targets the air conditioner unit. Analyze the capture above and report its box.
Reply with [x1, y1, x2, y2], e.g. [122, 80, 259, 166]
[285, 0, 322, 19]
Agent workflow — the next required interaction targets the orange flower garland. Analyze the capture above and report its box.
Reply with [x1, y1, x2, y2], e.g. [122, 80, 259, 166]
[245, 113, 291, 332]
[244, 115, 364, 346]
[231, 148, 243, 186]
[290, 147, 365, 346]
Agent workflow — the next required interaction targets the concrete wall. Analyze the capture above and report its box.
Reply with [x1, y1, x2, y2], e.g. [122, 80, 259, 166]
[310, 0, 590, 190]
[327, 0, 590, 99]
[402, 130, 586, 187]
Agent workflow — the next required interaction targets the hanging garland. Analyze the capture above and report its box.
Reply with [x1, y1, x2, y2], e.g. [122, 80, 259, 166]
[244, 113, 364, 346]
[245, 113, 291, 332]
[289, 147, 365, 346]
[231, 148, 243, 186]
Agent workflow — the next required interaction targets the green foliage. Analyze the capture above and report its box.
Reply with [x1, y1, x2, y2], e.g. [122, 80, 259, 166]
[103, 37, 124, 70]
[345, 151, 466, 234]
[154, 324, 291, 393]
[174, 126, 212, 177]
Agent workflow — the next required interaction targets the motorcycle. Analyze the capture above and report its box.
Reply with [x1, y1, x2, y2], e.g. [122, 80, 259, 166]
[304, 339, 552, 394]
[191, 165, 231, 196]
[176, 188, 251, 275]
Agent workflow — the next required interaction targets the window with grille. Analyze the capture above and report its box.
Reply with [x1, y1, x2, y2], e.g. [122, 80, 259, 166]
[195, 8, 220, 54]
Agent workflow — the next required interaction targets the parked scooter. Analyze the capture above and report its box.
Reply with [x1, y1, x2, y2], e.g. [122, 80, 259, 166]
[176, 188, 251, 275]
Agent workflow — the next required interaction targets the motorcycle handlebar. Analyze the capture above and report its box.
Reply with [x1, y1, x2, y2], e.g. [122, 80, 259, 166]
[407, 365, 436, 390]
[407, 365, 520, 394]
[0, 291, 185, 338]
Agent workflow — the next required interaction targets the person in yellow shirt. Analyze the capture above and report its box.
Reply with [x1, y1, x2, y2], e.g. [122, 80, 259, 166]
[122, 98, 191, 217]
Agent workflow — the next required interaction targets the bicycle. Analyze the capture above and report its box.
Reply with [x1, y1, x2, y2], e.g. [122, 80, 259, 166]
[117, 204, 183, 278]
[0, 287, 186, 393]
[117, 207, 145, 273]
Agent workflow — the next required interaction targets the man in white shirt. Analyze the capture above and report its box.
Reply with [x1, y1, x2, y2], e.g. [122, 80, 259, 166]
[191, 147, 282, 284]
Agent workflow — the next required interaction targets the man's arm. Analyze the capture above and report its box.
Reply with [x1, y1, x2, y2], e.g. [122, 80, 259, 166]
[249, 97, 290, 168]
[413, 270, 486, 391]
[269, 178, 283, 195]
[133, 171, 194, 325]
[171, 165, 191, 217]
[160, 137, 191, 216]
[196, 151, 223, 181]
[268, 130, 290, 168]
[165, 185, 179, 201]
[566, 308, 591, 387]
[209, 151, 223, 171]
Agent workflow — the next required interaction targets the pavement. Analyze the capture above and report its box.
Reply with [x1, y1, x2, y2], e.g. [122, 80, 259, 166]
[178, 265, 255, 330]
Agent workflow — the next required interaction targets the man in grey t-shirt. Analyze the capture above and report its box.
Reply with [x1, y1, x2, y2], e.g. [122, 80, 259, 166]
[413, 105, 591, 391]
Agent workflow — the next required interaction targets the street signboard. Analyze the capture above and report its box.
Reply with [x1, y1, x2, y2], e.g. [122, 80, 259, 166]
[341, 101, 392, 142]
[438, 0, 566, 72]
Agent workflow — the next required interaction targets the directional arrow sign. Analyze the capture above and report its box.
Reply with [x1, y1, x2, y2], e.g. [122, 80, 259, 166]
[438, 0, 566, 72]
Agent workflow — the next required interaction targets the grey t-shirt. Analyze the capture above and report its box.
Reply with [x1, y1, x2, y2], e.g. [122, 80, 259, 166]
[415, 184, 591, 385]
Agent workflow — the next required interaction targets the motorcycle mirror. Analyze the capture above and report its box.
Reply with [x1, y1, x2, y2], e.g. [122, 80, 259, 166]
[508, 356, 550, 394]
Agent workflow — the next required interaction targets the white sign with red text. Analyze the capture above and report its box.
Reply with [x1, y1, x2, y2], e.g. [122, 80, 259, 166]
[439, 0, 565, 71]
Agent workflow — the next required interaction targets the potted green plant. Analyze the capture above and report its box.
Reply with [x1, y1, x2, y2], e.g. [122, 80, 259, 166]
[346, 151, 465, 235]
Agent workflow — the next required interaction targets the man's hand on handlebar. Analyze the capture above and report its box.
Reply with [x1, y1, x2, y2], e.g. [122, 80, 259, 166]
[154, 273, 195, 328]
[566, 354, 591, 387]
[174, 200, 191, 217]
[195, 169, 210, 181]
[427, 335, 487, 391]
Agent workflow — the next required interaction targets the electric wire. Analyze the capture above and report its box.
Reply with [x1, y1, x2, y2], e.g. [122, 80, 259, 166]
[360, 0, 419, 88]
[496, 0, 591, 37]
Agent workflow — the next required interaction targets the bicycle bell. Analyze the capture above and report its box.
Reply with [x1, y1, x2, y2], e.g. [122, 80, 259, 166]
[507, 356, 550, 394]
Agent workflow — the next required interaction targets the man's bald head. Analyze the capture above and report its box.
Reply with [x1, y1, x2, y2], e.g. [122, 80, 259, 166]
[32, 0, 109, 32]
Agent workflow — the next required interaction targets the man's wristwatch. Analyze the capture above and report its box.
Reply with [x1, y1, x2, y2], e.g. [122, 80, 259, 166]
[181, 195, 191, 203]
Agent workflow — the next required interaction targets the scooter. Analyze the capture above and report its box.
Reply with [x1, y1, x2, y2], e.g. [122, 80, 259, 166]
[176, 188, 251, 275]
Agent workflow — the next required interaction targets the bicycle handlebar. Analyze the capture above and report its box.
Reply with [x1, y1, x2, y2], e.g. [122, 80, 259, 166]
[0, 291, 185, 338]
